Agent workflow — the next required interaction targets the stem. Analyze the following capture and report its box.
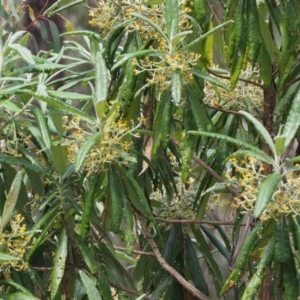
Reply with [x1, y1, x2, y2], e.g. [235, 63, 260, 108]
[140, 220, 212, 300]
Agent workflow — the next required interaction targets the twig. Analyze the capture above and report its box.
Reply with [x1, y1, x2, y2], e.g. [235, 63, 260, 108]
[169, 137, 242, 200]
[153, 216, 250, 226]
[90, 223, 154, 256]
[205, 0, 221, 25]
[108, 281, 154, 300]
[207, 68, 264, 89]
[282, 75, 300, 90]
[140, 220, 212, 300]
[110, 245, 154, 257]
[205, 104, 242, 115]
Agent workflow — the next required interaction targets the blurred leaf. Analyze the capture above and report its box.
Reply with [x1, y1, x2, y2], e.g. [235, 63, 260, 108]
[79, 270, 102, 300]
[0, 171, 22, 233]
[50, 228, 68, 300]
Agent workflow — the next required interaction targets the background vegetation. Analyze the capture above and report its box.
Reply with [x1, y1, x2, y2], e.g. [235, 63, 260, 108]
[1, 0, 300, 299]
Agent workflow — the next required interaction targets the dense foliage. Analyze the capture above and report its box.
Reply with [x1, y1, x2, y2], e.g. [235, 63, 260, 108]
[1, 0, 300, 299]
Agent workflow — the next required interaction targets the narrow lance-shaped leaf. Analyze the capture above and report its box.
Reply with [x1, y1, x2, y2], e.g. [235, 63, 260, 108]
[165, 0, 179, 39]
[94, 51, 108, 120]
[0, 171, 22, 234]
[0, 253, 20, 261]
[241, 238, 274, 300]
[185, 235, 209, 295]
[188, 131, 275, 165]
[0, 292, 41, 300]
[171, 70, 182, 106]
[50, 228, 68, 300]
[239, 110, 276, 157]
[32, 107, 51, 150]
[106, 166, 123, 233]
[79, 270, 102, 300]
[253, 173, 281, 219]
[75, 132, 101, 172]
[282, 88, 300, 150]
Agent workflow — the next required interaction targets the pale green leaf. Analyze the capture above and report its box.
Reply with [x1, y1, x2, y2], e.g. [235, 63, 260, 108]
[239, 110, 276, 157]
[0, 171, 22, 233]
[74, 132, 101, 172]
[9, 44, 35, 65]
[94, 51, 108, 119]
[171, 70, 182, 106]
[0, 253, 20, 261]
[51, 228, 68, 300]
[253, 173, 281, 218]
[32, 107, 51, 150]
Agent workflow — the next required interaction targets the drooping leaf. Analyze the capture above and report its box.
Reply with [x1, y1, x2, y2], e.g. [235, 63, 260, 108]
[253, 173, 281, 219]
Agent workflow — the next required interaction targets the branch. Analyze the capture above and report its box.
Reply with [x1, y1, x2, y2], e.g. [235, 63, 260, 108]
[140, 221, 212, 300]
[169, 137, 242, 200]
[205, 104, 242, 115]
[207, 68, 264, 89]
[110, 244, 154, 257]
[90, 223, 154, 256]
[108, 281, 154, 300]
[153, 216, 251, 226]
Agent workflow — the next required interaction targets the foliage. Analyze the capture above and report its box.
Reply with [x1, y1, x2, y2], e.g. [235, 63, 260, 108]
[1, 0, 300, 299]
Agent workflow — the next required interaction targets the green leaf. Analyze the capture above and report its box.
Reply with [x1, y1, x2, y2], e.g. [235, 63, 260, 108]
[51, 145, 68, 177]
[0, 280, 32, 295]
[239, 110, 276, 157]
[186, 83, 212, 132]
[200, 225, 230, 261]
[25, 91, 94, 124]
[165, 0, 179, 39]
[171, 70, 182, 105]
[106, 166, 123, 233]
[51, 228, 68, 300]
[282, 88, 300, 150]
[152, 91, 173, 156]
[274, 217, 292, 264]
[8, 44, 36, 65]
[220, 222, 263, 295]
[79, 270, 102, 300]
[189, 131, 275, 165]
[112, 49, 166, 71]
[129, 13, 168, 42]
[253, 173, 281, 219]
[74, 132, 101, 172]
[94, 51, 108, 120]
[184, 235, 209, 295]
[179, 20, 233, 52]
[81, 174, 101, 241]
[193, 69, 230, 90]
[0, 253, 20, 261]
[120, 166, 155, 225]
[48, 90, 92, 101]
[32, 107, 51, 150]
[75, 235, 98, 274]
[0, 171, 22, 234]
[241, 238, 274, 300]
[192, 225, 224, 295]
[0, 293, 40, 300]
[228, 149, 275, 165]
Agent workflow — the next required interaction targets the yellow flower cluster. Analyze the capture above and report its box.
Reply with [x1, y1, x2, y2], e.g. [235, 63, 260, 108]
[0, 214, 31, 278]
[152, 180, 196, 233]
[204, 65, 264, 111]
[63, 115, 140, 175]
[224, 157, 300, 221]
[89, 0, 201, 94]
